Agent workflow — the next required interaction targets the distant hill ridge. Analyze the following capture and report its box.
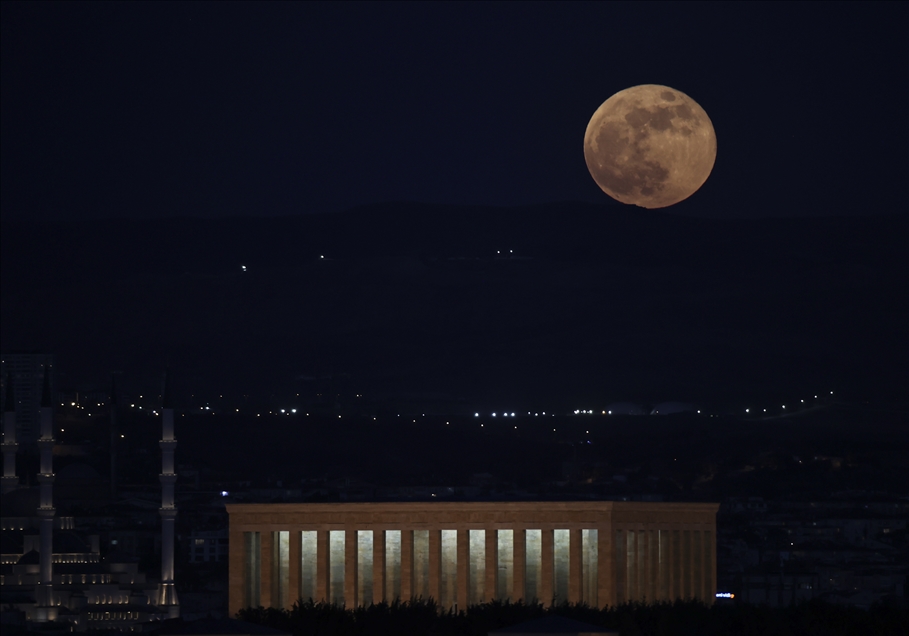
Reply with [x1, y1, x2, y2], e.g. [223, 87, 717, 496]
[1, 202, 906, 404]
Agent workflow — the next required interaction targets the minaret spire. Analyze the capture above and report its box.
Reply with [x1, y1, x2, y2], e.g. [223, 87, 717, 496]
[35, 365, 57, 621]
[1, 374, 19, 494]
[156, 368, 179, 617]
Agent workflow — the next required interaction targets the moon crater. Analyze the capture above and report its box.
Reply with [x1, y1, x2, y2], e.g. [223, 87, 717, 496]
[584, 85, 716, 208]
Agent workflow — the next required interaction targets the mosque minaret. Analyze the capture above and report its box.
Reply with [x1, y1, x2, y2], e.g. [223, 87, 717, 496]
[156, 370, 180, 617]
[35, 368, 57, 621]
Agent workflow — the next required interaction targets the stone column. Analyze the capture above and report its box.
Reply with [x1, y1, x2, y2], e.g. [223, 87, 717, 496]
[512, 528, 525, 602]
[316, 530, 329, 602]
[456, 528, 469, 610]
[373, 530, 386, 605]
[229, 527, 245, 615]
[708, 527, 717, 603]
[683, 529, 691, 600]
[428, 528, 441, 602]
[401, 529, 413, 600]
[640, 528, 650, 602]
[568, 528, 582, 604]
[484, 529, 497, 602]
[615, 528, 627, 605]
[540, 529, 553, 607]
[597, 524, 614, 609]
[345, 529, 358, 607]
[649, 530, 659, 603]
[669, 523, 682, 600]
[260, 531, 273, 608]
[288, 530, 301, 607]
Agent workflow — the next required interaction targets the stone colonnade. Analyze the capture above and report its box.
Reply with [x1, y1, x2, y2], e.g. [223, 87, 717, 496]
[227, 502, 718, 614]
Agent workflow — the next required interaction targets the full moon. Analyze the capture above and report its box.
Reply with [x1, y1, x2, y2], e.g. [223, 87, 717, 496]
[584, 84, 716, 209]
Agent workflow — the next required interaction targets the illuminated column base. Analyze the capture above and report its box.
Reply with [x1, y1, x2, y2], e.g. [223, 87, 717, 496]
[34, 583, 57, 622]
[157, 583, 180, 617]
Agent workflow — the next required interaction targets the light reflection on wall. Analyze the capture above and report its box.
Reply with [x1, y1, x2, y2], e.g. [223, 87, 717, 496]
[581, 529, 597, 604]
[329, 531, 344, 605]
[300, 531, 317, 601]
[357, 530, 373, 606]
[440, 529, 457, 609]
[274, 531, 289, 609]
[525, 529, 541, 602]
[413, 530, 429, 599]
[468, 529, 485, 605]
[553, 529, 569, 602]
[496, 529, 513, 600]
[385, 530, 401, 601]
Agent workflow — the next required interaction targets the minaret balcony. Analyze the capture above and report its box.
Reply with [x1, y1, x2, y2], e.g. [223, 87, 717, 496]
[37, 473, 56, 484]
[158, 439, 178, 450]
[159, 473, 178, 485]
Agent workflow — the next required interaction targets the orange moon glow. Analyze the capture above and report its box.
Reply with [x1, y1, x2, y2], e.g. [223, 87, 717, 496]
[584, 84, 716, 209]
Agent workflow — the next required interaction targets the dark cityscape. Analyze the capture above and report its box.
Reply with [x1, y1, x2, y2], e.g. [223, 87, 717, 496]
[1, 2, 907, 635]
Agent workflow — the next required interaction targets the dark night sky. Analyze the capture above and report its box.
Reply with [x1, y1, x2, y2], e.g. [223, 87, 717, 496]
[2, 1, 907, 222]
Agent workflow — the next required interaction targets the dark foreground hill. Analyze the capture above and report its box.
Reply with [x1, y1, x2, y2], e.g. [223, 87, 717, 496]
[1, 202, 906, 407]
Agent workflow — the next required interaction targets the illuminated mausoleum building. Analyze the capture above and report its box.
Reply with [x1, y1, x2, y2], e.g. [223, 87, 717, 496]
[227, 501, 718, 613]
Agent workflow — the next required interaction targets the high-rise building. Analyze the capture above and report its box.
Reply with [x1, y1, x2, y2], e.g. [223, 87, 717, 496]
[0, 352, 54, 447]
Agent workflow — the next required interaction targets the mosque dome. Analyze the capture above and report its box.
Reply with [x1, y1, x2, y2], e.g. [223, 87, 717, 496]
[55, 530, 89, 553]
[17, 548, 40, 565]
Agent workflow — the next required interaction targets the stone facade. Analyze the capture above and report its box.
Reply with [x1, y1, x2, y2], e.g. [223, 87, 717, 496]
[227, 501, 718, 613]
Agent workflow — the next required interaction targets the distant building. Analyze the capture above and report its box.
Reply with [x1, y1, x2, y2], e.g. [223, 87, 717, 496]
[190, 529, 229, 563]
[227, 501, 718, 613]
[1, 351, 54, 447]
[0, 368, 180, 629]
